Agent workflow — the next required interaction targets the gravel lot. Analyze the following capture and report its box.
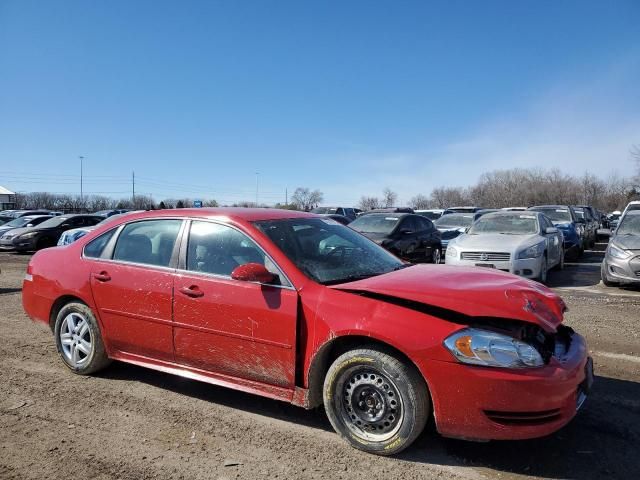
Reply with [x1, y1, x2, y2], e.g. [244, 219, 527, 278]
[1, 244, 639, 480]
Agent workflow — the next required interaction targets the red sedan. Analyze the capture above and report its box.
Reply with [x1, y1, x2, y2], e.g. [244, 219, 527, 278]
[22, 208, 593, 455]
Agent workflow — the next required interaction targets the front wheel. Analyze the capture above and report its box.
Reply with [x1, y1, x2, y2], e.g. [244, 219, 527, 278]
[537, 255, 548, 284]
[323, 348, 430, 456]
[54, 302, 111, 375]
[431, 248, 441, 264]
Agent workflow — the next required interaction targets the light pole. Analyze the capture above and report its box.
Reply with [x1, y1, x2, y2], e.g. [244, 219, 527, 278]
[79, 156, 84, 207]
[255, 172, 259, 206]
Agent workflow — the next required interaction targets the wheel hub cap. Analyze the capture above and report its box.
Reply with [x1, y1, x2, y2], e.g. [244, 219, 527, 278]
[340, 370, 403, 441]
[60, 312, 93, 368]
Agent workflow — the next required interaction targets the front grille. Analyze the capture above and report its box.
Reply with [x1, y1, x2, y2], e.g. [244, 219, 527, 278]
[460, 251, 511, 262]
[484, 409, 562, 426]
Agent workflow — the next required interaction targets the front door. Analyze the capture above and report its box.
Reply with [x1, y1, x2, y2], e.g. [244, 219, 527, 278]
[172, 220, 298, 388]
[89, 218, 183, 361]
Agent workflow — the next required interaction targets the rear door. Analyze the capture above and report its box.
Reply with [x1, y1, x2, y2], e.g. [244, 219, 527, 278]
[88, 218, 183, 361]
[172, 220, 298, 388]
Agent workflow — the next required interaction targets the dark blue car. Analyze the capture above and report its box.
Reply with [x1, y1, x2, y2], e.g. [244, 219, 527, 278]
[528, 205, 584, 258]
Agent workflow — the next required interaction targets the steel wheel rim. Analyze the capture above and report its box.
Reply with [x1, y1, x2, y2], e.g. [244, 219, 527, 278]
[432, 249, 441, 264]
[339, 367, 404, 442]
[60, 312, 93, 367]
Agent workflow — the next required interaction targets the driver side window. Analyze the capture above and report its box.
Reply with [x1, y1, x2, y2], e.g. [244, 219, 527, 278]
[186, 221, 289, 286]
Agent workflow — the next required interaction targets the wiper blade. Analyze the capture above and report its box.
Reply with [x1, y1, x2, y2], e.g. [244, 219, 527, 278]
[322, 273, 382, 286]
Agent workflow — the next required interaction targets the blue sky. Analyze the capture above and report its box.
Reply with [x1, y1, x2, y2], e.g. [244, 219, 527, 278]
[1, 0, 639, 205]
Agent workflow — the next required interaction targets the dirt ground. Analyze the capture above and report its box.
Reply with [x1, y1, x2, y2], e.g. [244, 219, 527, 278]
[1, 243, 639, 480]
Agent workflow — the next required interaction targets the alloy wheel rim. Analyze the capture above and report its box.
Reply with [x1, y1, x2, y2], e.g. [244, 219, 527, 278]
[339, 368, 404, 441]
[433, 249, 441, 264]
[60, 312, 93, 367]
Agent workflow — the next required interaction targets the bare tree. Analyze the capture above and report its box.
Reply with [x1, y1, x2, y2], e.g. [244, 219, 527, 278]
[409, 194, 430, 209]
[357, 196, 380, 211]
[291, 187, 323, 211]
[382, 188, 398, 208]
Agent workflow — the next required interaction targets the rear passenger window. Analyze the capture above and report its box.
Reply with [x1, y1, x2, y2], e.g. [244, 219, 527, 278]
[113, 220, 182, 267]
[84, 230, 116, 258]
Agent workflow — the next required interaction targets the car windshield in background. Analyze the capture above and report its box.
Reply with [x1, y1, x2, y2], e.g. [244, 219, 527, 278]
[530, 208, 572, 223]
[349, 214, 401, 234]
[35, 217, 69, 229]
[574, 210, 585, 219]
[469, 214, 538, 235]
[616, 213, 640, 235]
[3, 217, 35, 228]
[311, 207, 338, 214]
[435, 214, 473, 228]
[417, 212, 441, 220]
[253, 218, 404, 285]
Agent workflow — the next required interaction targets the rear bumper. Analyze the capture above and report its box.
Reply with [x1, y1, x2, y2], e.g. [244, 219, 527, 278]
[419, 332, 590, 441]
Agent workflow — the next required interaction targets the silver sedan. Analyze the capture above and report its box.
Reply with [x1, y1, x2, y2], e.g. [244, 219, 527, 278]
[601, 210, 640, 286]
[445, 211, 564, 283]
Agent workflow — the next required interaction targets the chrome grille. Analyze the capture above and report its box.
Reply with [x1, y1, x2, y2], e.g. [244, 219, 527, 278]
[460, 251, 511, 262]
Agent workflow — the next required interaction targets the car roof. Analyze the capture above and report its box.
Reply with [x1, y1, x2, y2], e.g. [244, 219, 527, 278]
[119, 208, 316, 222]
[354, 212, 410, 218]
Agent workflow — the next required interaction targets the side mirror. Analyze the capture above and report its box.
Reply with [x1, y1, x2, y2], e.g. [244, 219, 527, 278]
[231, 263, 276, 284]
[545, 227, 558, 234]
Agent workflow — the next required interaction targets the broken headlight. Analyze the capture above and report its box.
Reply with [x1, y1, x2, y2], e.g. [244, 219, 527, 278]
[444, 328, 544, 368]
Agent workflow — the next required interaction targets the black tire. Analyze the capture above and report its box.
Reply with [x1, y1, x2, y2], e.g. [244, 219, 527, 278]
[537, 255, 548, 284]
[323, 348, 429, 456]
[555, 248, 565, 271]
[601, 261, 618, 287]
[54, 302, 111, 375]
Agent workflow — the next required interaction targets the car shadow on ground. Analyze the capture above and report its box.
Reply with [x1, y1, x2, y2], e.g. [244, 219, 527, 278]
[0, 287, 22, 295]
[547, 249, 605, 288]
[401, 375, 640, 479]
[100, 364, 639, 479]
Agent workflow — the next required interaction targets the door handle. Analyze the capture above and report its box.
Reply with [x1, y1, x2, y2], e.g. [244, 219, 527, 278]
[179, 285, 204, 298]
[93, 271, 111, 282]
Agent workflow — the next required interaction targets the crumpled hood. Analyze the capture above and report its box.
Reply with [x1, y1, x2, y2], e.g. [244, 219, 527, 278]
[611, 234, 640, 251]
[452, 233, 540, 252]
[331, 264, 565, 332]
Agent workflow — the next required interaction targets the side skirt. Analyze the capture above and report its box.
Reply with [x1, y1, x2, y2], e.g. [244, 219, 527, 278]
[111, 350, 299, 405]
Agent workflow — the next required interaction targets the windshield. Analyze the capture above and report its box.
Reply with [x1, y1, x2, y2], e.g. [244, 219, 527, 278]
[36, 216, 69, 229]
[529, 208, 572, 223]
[311, 207, 338, 214]
[435, 214, 473, 228]
[253, 218, 404, 285]
[3, 217, 34, 228]
[349, 214, 401, 234]
[617, 214, 640, 235]
[469, 214, 538, 235]
[416, 211, 441, 220]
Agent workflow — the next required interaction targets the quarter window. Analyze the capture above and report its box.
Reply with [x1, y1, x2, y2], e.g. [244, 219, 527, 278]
[186, 221, 288, 285]
[84, 230, 116, 259]
[112, 219, 182, 267]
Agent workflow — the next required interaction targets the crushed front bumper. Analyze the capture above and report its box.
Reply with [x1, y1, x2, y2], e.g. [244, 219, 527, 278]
[419, 331, 592, 441]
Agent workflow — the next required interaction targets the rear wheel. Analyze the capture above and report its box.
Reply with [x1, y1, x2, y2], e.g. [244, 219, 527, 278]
[54, 302, 111, 375]
[323, 348, 429, 456]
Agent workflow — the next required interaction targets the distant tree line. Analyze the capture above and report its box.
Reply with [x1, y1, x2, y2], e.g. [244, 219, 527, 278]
[358, 167, 640, 213]
[13, 165, 639, 215]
